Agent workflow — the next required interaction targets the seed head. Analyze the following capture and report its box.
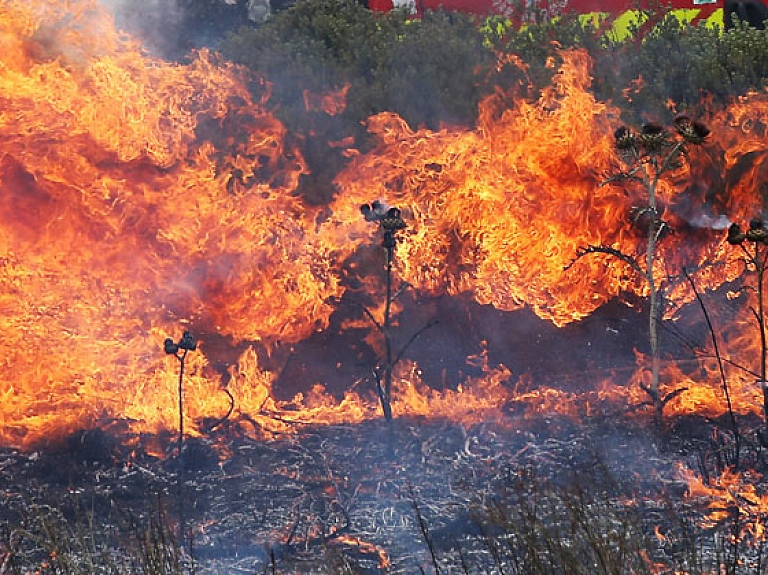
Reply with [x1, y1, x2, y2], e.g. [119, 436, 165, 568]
[361, 200, 390, 222]
[380, 207, 406, 232]
[613, 125, 637, 151]
[164, 338, 179, 355]
[674, 115, 710, 145]
[727, 222, 744, 245]
[640, 122, 670, 153]
[178, 331, 197, 351]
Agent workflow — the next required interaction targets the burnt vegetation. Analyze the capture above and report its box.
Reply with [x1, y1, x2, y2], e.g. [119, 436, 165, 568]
[9, 0, 768, 573]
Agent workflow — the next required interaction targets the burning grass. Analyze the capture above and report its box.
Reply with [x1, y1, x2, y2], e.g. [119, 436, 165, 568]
[2, 417, 768, 574]
[7, 1, 768, 573]
[3, 0, 768, 450]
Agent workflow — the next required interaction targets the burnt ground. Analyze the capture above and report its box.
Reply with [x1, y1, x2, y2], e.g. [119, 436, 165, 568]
[0, 291, 758, 573]
[0, 410, 757, 574]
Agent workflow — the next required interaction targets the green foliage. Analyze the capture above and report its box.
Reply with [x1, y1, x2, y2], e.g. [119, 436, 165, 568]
[216, 0, 768, 204]
[481, 7, 768, 123]
[220, 0, 492, 129]
[479, 8, 768, 125]
[220, 0, 493, 203]
[597, 14, 702, 117]
[216, 0, 768, 131]
[484, 11, 606, 91]
[220, 0, 400, 202]
[221, 0, 389, 101]
[365, 10, 492, 128]
[587, 14, 768, 123]
[695, 19, 768, 100]
[588, 14, 719, 122]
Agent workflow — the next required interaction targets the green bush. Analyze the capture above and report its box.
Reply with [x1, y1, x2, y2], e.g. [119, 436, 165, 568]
[220, 0, 492, 129]
[696, 19, 768, 100]
[216, 0, 768, 204]
[219, 0, 494, 203]
[220, 0, 768, 132]
[587, 14, 768, 123]
[584, 14, 721, 122]
[482, 10, 606, 93]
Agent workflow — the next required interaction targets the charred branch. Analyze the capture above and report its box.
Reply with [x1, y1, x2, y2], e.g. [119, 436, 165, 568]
[566, 244, 644, 277]
[358, 200, 436, 427]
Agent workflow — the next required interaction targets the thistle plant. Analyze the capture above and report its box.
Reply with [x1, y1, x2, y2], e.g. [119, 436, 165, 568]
[726, 218, 768, 437]
[163, 330, 197, 548]
[570, 116, 710, 434]
[360, 201, 407, 422]
[164, 331, 198, 452]
[359, 201, 436, 423]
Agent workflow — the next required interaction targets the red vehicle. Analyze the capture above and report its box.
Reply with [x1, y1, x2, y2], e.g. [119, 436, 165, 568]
[367, 0, 768, 32]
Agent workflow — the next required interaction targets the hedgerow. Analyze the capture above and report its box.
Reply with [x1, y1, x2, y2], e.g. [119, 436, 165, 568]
[213, 0, 768, 198]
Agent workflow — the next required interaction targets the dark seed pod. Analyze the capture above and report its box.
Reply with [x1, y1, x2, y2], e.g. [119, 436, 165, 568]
[178, 331, 197, 351]
[674, 115, 710, 145]
[745, 219, 768, 243]
[361, 200, 390, 222]
[386, 207, 401, 220]
[381, 208, 406, 232]
[164, 338, 179, 355]
[727, 222, 745, 245]
[747, 228, 768, 243]
[613, 125, 637, 151]
[690, 121, 710, 145]
[640, 122, 669, 153]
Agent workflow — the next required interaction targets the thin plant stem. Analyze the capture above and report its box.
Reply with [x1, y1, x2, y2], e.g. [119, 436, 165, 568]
[683, 268, 740, 469]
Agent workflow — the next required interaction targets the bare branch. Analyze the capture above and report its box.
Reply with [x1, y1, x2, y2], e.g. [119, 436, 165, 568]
[566, 245, 644, 277]
[394, 319, 440, 366]
[660, 387, 688, 407]
[340, 297, 383, 331]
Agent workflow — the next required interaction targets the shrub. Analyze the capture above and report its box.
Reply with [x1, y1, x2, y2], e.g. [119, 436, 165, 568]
[220, 0, 493, 128]
[219, 0, 494, 202]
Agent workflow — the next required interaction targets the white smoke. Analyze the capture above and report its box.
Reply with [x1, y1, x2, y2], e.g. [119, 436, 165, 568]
[98, 0, 183, 53]
[688, 213, 731, 230]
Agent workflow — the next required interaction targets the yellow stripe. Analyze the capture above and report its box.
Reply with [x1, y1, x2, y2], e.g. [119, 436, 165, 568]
[578, 8, 724, 40]
[577, 12, 609, 29]
[704, 8, 724, 28]
[483, 7, 725, 46]
[610, 9, 645, 40]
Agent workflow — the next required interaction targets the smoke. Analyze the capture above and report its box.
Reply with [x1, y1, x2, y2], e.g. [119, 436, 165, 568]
[99, 0, 184, 57]
[688, 213, 732, 231]
[97, 0, 252, 60]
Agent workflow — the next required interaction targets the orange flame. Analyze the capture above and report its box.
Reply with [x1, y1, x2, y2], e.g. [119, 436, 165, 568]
[303, 83, 350, 116]
[679, 463, 768, 542]
[335, 535, 391, 568]
[0, 0, 350, 446]
[4, 0, 768, 450]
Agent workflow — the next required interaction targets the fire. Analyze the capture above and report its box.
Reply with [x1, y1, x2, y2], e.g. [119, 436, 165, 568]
[0, 0, 348, 447]
[330, 49, 720, 326]
[304, 83, 350, 116]
[4, 0, 768, 451]
[334, 535, 391, 569]
[326, 50, 768, 422]
[679, 463, 768, 543]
